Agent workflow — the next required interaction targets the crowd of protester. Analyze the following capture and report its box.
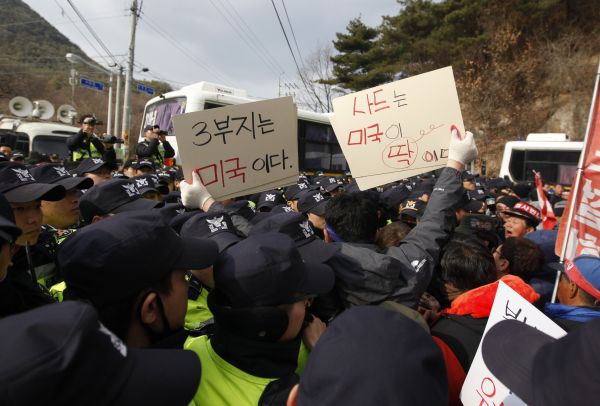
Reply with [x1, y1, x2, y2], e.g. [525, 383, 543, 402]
[0, 115, 598, 405]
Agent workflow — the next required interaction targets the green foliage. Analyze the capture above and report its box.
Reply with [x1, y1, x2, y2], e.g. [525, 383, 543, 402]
[328, 0, 600, 174]
[329, 0, 600, 88]
[327, 18, 393, 91]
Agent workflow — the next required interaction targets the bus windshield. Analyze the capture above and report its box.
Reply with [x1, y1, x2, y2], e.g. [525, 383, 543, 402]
[142, 97, 186, 136]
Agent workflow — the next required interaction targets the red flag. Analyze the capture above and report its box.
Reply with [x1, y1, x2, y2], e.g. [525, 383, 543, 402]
[534, 171, 556, 230]
[556, 60, 600, 260]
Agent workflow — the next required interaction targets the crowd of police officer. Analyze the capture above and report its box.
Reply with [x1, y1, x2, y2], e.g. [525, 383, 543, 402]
[0, 119, 598, 406]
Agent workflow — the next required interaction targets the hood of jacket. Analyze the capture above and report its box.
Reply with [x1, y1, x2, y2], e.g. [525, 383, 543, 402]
[445, 275, 540, 318]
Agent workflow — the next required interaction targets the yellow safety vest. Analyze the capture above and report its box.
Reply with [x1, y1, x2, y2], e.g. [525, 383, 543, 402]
[185, 336, 277, 406]
[73, 139, 102, 162]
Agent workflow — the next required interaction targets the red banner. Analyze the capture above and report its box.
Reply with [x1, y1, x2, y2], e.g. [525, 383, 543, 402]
[534, 171, 556, 230]
[556, 61, 600, 259]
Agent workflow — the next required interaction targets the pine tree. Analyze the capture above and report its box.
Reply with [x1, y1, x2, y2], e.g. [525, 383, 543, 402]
[327, 18, 393, 91]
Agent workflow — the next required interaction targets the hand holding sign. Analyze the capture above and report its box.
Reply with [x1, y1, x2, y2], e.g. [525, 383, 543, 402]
[180, 170, 214, 211]
[448, 128, 478, 167]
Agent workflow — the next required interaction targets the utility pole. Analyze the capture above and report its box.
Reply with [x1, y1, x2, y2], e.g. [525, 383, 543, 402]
[106, 72, 113, 134]
[122, 0, 139, 157]
[69, 68, 77, 107]
[113, 66, 122, 137]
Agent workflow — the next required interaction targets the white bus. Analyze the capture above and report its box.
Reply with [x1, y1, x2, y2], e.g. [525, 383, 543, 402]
[140, 82, 348, 174]
[498, 133, 583, 185]
[0, 119, 79, 159]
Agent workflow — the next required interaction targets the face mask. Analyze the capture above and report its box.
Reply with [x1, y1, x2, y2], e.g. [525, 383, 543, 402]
[138, 290, 184, 346]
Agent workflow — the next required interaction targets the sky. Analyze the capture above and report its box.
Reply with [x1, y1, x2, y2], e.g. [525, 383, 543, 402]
[23, 0, 401, 100]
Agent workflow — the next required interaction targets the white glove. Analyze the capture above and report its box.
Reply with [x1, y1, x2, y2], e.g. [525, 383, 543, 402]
[448, 127, 478, 165]
[180, 170, 213, 210]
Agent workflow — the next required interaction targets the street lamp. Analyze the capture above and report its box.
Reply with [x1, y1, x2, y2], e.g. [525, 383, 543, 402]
[65, 53, 114, 134]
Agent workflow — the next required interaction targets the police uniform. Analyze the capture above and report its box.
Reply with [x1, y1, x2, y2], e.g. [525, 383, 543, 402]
[183, 233, 334, 405]
[67, 130, 117, 169]
[185, 336, 278, 405]
[0, 162, 66, 317]
[136, 138, 175, 167]
[185, 275, 213, 332]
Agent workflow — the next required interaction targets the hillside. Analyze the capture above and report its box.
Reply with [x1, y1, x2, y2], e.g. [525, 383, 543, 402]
[329, 0, 600, 175]
[0, 0, 171, 152]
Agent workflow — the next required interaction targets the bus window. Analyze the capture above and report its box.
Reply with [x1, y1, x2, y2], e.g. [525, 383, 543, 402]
[298, 120, 348, 172]
[508, 149, 580, 184]
[143, 97, 187, 135]
[331, 144, 348, 171]
[304, 142, 331, 169]
[204, 102, 224, 110]
[32, 136, 70, 159]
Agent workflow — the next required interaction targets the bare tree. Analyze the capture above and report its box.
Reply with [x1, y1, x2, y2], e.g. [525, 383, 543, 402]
[294, 44, 341, 113]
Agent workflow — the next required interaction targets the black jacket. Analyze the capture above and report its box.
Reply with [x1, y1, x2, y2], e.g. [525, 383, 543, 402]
[328, 167, 463, 310]
[0, 247, 55, 318]
[66, 130, 117, 169]
[136, 138, 175, 164]
[430, 314, 487, 372]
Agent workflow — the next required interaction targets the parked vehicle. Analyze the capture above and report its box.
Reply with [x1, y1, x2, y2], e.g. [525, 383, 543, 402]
[499, 133, 583, 184]
[0, 97, 79, 159]
[0, 119, 79, 160]
[140, 81, 348, 175]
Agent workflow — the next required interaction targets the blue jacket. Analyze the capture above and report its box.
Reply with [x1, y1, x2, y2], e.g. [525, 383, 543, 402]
[545, 303, 600, 322]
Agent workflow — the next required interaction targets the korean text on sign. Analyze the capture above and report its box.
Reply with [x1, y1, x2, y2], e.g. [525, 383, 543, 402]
[460, 281, 566, 406]
[173, 96, 298, 200]
[330, 66, 464, 188]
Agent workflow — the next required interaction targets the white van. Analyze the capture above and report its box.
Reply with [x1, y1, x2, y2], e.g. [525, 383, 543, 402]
[498, 133, 583, 185]
[0, 118, 79, 159]
[139, 82, 348, 175]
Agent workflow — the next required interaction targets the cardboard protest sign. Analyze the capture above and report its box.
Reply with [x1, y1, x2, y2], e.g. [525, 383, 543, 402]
[460, 281, 566, 406]
[173, 97, 298, 200]
[217, 175, 298, 201]
[330, 66, 464, 190]
[354, 166, 432, 190]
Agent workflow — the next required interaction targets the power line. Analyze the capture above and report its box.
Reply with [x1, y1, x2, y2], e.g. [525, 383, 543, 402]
[211, 0, 293, 85]
[133, 60, 191, 88]
[280, 0, 305, 71]
[222, 0, 285, 71]
[52, 0, 108, 66]
[137, 13, 233, 86]
[221, 0, 301, 88]
[65, 0, 119, 66]
[0, 54, 128, 62]
[0, 14, 127, 29]
[270, 0, 307, 87]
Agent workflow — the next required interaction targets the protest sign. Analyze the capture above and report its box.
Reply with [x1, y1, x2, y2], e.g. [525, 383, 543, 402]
[354, 166, 432, 190]
[330, 66, 464, 190]
[460, 281, 566, 406]
[217, 175, 298, 201]
[172, 96, 298, 200]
